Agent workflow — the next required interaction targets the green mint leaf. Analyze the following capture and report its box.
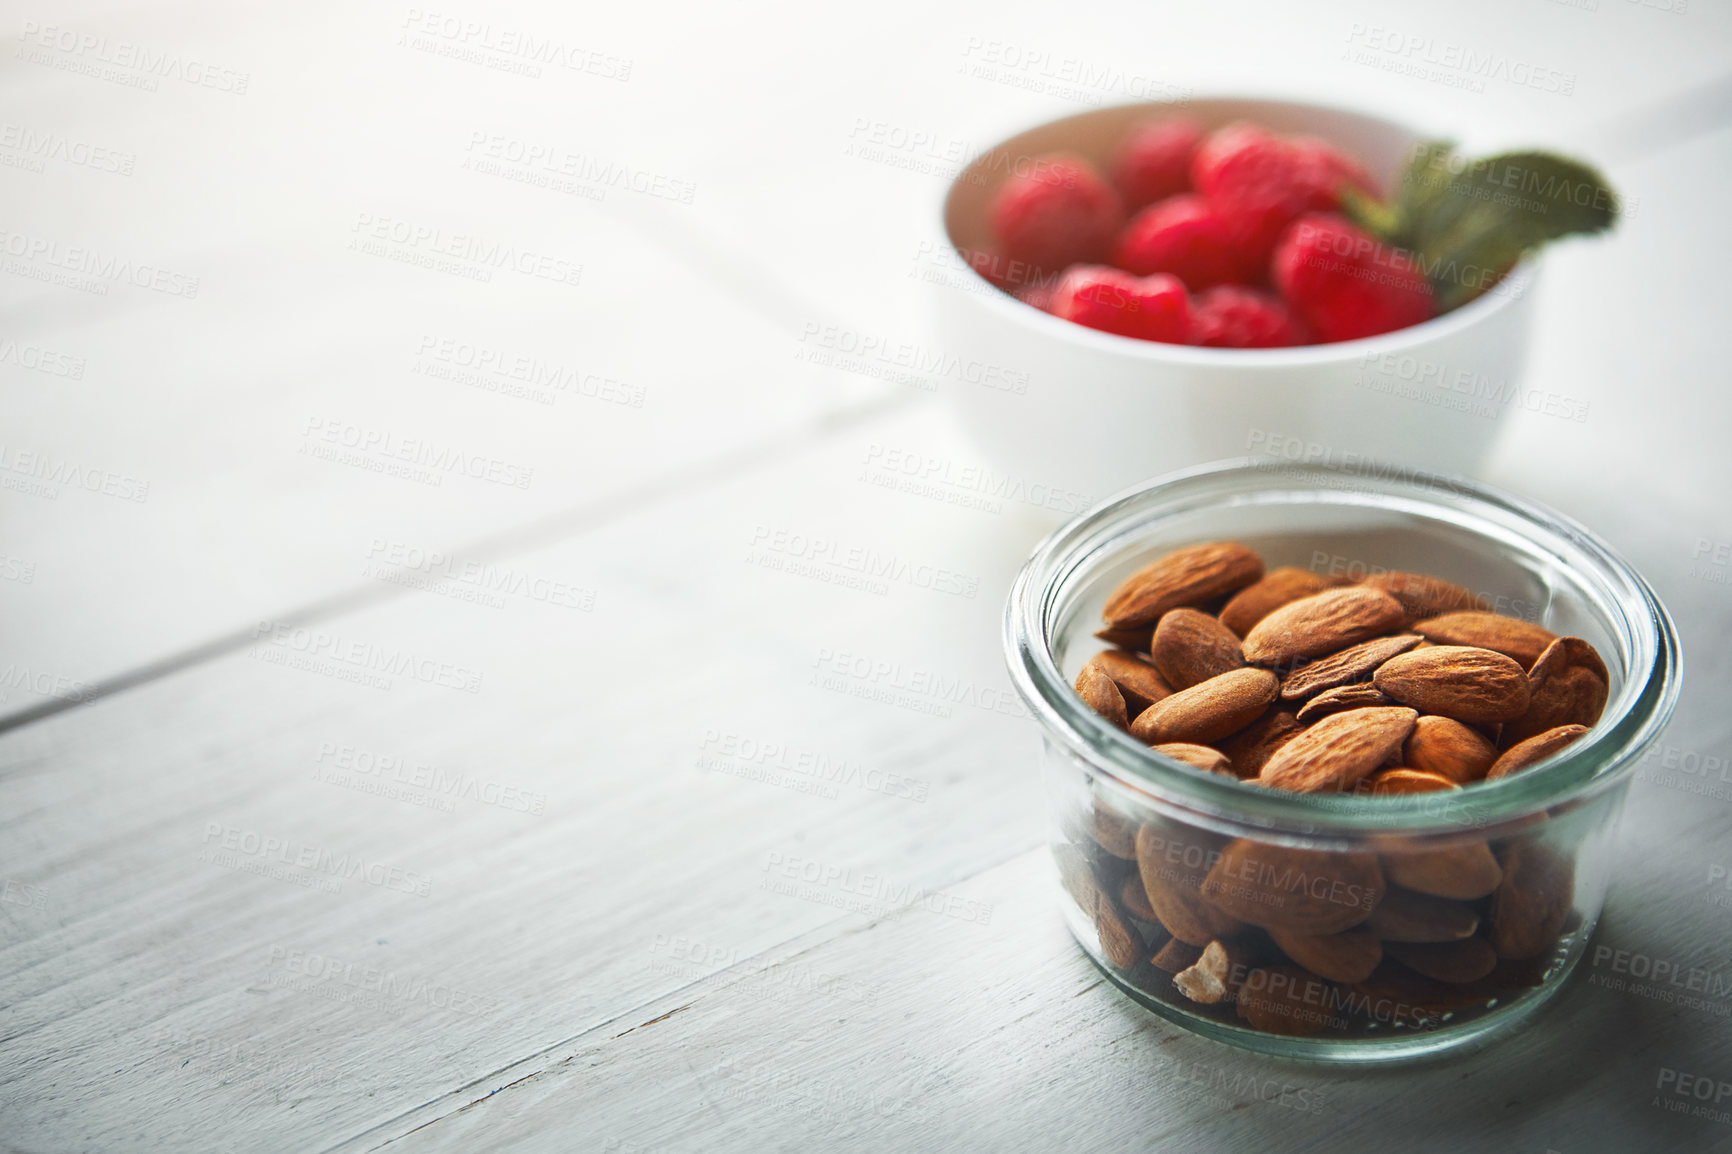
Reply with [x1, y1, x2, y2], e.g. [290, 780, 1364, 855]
[1341, 143, 1620, 312]
[1410, 150, 1619, 310]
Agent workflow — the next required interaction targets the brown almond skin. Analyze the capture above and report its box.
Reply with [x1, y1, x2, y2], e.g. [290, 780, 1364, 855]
[1152, 743, 1236, 777]
[1413, 611, 1558, 669]
[1074, 663, 1128, 729]
[1562, 636, 1610, 685]
[1120, 870, 1159, 922]
[1294, 683, 1393, 724]
[1151, 937, 1204, 973]
[1102, 542, 1264, 630]
[1218, 707, 1304, 779]
[1219, 567, 1328, 637]
[1088, 650, 1173, 715]
[1135, 821, 1244, 946]
[1404, 716, 1499, 784]
[1502, 664, 1607, 747]
[1256, 706, 1419, 793]
[1201, 841, 1383, 934]
[1489, 844, 1573, 959]
[1526, 637, 1569, 691]
[1089, 798, 1138, 860]
[1093, 626, 1153, 653]
[1382, 841, 1502, 901]
[1486, 724, 1589, 781]
[1362, 571, 1477, 625]
[1151, 608, 1246, 690]
[1367, 887, 1479, 942]
[1364, 768, 1459, 795]
[1235, 966, 1335, 1036]
[1129, 667, 1277, 746]
[1242, 587, 1407, 667]
[1054, 842, 1100, 912]
[1385, 937, 1498, 984]
[1278, 633, 1423, 701]
[1268, 925, 1382, 984]
[1093, 887, 1147, 969]
[1373, 645, 1531, 724]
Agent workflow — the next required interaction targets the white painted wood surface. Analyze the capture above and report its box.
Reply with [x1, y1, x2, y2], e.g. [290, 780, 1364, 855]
[3, 2, 1731, 1151]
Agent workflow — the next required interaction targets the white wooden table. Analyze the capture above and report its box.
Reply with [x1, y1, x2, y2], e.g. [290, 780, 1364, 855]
[4, 2, 1732, 1151]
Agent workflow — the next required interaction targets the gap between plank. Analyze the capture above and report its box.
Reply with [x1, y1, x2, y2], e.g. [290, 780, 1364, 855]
[0, 388, 918, 737]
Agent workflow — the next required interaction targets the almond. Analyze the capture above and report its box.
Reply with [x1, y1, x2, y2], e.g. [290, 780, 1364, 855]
[1152, 743, 1236, 777]
[1129, 667, 1277, 745]
[1088, 650, 1173, 714]
[1217, 707, 1304, 779]
[1562, 636, 1610, 685]
[1362, 571, 1477, 625]
[1501, 660, 1607, 747]
[1093, 625, 1153, 653]
[1268, 925, 1382, 983]
[1384, 937, 1498, 984]
[1366, 887, 1479, 942]
[1380, 840, 1502, 900]
[1403, 715, 1498, 784]
[1102, 542, 1264, 630]
[1054, 842, 1100, 912]
[1294, 683, 1393, 724]
[1241, 587, 1406, 667]
[1074, 663, 1128, 729]
[1485, 724, 1589, 781]
[1372, 645, 1531, 723]
[1278, 633, 1423, 701]
[1234, 966, 1335, 1036]
[1219, 567, 1328, 637]
[1135, 821, 1244, 945]
[1089, 798, 1138, 859]
[1201, 841, 1383, 934]
[1173, 938, 1241, 1004]
[1120, 870, 1159, 922]
[1255, 706, 1418, 793]
[1151, 608, 1246, 690]
[1151, 938, 1204, 973]
[1345, 962, 1486, 1025]
[1526, 637, 1569, 690]
[1413, 611, 1558, 669]
[1363, 768, 1459, 795]
[1093, 886, 1147, 969]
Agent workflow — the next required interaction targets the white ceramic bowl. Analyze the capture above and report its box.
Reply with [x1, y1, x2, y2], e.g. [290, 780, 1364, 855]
[934, 98, 1536, 501]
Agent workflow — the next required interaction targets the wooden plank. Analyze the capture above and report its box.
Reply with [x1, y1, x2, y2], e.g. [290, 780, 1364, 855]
[0, 398, 1051, 1153]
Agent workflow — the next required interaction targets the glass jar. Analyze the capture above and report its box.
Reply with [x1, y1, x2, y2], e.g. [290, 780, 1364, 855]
[1003, 460, 1680, 1061]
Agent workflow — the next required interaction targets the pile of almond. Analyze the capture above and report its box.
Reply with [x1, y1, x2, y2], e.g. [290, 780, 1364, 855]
[1060, 541, 1608, 1038]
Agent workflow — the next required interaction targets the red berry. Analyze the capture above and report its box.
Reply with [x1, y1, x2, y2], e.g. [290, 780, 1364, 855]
[1111, 194, 1252, 291]
[1112, 117, 1203, 212]
[1271, 215, 1434, 343]
[1193, 123, 1374, 272]
[988, 154, 1123, 274]
[1188, 286, 1309, 348]
[1048, 265, 1191, 344]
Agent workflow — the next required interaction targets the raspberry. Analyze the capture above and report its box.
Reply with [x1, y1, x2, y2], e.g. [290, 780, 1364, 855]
[1189, 286, 1309, 348]
[987, 153, 1123, 273]
[1193, 123, 1375, 272]
[1111, 117, 1203, 212]
[1111, 194, 1252, 291]
[1048, 265, 1190, 343]
[1271, 214, 1434, 343]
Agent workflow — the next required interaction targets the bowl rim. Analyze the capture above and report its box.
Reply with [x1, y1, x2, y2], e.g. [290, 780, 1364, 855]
[940, 94, 1537, 367]
[1002, 459, 1683, 840]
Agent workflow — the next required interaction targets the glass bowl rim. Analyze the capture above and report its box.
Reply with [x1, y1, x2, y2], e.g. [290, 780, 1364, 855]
[1002, 458, 1682, 837]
